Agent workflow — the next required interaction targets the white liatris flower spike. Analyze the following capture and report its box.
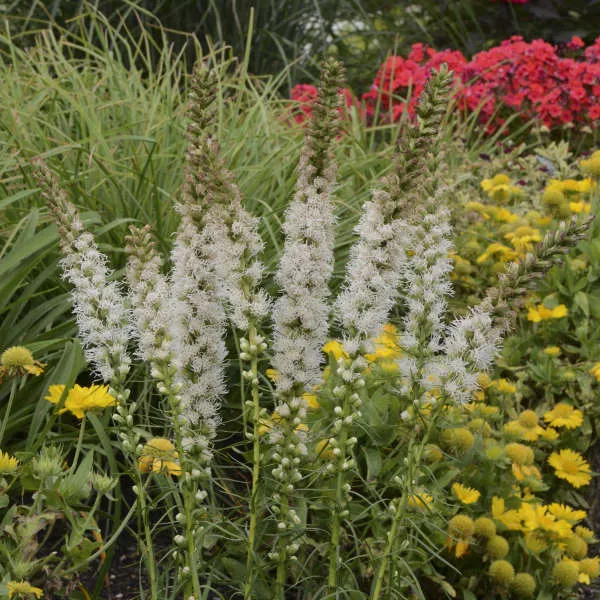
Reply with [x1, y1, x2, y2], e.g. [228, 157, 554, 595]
[336, 66, 455, 358]
[125, 224, 172, 366]
[165, 63, 233, 454]
[169, 211, 227, 451]
[335, 188, 412, 357]
[32, 158, 131, 385]
[399, 201, 454, 358]
[268, 58, 346, 585]
[184, 63, 270, 332]
[271, 57, 345, 395]
[418, 306, 501, 404]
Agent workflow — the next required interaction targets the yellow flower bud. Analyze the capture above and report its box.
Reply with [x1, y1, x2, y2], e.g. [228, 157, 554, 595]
[553, 560, 579, 587]
[511, 573, 536, 599]
[474, 517, 497, 539]
[489, 560, 515, 585]
[486, 535, 509, 559]
[448, 514, 475, 539]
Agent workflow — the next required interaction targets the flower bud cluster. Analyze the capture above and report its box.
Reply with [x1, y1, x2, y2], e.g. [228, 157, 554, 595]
[111, 388, 141, 454]
[323, 355, 365, 507]
[239, 335, 268, 371]
[267, 392, 309, 558]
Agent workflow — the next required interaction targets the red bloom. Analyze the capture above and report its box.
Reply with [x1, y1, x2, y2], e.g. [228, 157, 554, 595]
[292, 34, 600, 135]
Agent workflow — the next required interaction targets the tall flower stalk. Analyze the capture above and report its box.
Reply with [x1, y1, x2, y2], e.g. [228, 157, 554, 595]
[32, 160, 159, 600]
[178, 61, 271, 599]
[326, 67, 454, 595]
[125, 225, 203, 599]
[269, 57, 346, 598]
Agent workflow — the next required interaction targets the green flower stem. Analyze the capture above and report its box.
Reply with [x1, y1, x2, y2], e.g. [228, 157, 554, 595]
[275, 494, 290, 600]
[160, 365, 202, 600]
[371, 404, 442, 600]
[327, 397, 350, 595]
[327, 430, 348, 595]
[113, 379, 159, 600]
[0, 378, 17, 446]
[244, 324, 262, 600]
[135, 472, 159, 600]
[70, 415, 86, 473]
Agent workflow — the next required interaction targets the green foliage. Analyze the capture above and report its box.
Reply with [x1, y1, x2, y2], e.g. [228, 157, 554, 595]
[0, 11, 599, 600]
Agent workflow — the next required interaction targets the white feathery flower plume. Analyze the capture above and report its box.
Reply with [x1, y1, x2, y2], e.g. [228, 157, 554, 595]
[125, 225, 172, 365]
[32, 159, 131, 385]
[169, 211, 227, 449]
[271, 157, 338, 393]
[200, 183, 271, 332]
[399, 202, 454, 357]
[271, 57, 345, 396]
[182, 61, 270, 335]
[335, 186, 412, 357]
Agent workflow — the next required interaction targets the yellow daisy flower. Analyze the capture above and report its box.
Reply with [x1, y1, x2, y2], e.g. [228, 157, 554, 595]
[315, 438, 335, 460]
[549, 178, 592, 194]
[539, 427, 559, 441]
[265, 369, 280, 383]
[512, 463, 541, 483]
[543, 403, 583, 429]
[407, 491, 433, 511]
[492, 379, 517, 394]
[547, 504, 586, 524]
[527, 303, 568, 323]
[0, 346, 45, 383]
[578, 557, 600, 583]
[481, 174, 520, 202]
[518, 502, 572, 537]
[45, 384, 116, 419]
[476, 242, 517, 264]
[492, 496, 522, 530]
[543, 346, 561, 357]
[548, 449, 592, 488]
[581, 151, 600, 178]
[6, 581, 43, 599]
[569, 200, 591, 214]
[138, 438, 181, 477]
[365, 323, 402, 362]
[589, 362, 600, 382]
[302, 392, 320, 410]
[452, 483, 480, 504]
[0, 450, 19, 474]
[323, 340, 348, 361]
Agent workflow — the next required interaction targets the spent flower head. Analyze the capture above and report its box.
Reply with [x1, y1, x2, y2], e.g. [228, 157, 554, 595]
[0, 346, 45, 383]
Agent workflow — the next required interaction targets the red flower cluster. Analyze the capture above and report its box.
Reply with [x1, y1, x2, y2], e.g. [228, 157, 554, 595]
[290, 83, 359, 125]
[361, 44, 466, 122]
[290, 36, 600, 134]
[457, 36, 600, 131]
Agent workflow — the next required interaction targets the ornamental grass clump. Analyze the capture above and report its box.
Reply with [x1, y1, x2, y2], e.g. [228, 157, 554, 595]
[32, 56, 594, 600]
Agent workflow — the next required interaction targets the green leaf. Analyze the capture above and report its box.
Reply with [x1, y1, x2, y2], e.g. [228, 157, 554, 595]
[574, 291, 589, 317]
[362, 447, 382, 480]
[221, 557, 246, 583]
